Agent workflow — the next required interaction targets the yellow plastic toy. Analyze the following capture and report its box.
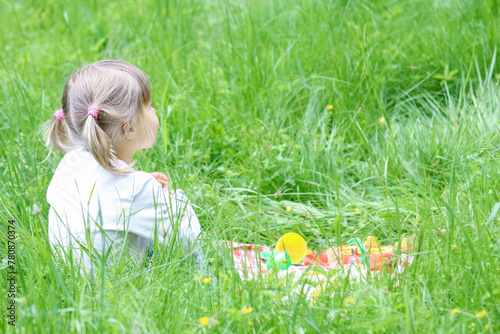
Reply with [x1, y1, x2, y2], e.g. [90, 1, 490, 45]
[394, 237, 408, 249]
[365, 236, 380, 249]
[275, 233, 308, 263]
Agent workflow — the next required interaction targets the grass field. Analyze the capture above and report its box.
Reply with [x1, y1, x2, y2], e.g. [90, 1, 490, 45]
[1, 0, 500, 332]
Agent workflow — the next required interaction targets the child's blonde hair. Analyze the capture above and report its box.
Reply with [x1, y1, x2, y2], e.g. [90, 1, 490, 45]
[46, 60, 152, 174]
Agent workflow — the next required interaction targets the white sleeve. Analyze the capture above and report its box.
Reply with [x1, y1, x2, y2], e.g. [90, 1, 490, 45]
[160, 188, 201, 250]
[130, 177, 201, 251]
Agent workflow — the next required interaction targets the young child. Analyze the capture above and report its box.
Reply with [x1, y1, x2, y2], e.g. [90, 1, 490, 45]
[45, 59, 201, 275]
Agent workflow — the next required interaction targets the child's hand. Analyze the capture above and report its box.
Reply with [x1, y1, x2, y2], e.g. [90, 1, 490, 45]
[151, 172, 169, 191]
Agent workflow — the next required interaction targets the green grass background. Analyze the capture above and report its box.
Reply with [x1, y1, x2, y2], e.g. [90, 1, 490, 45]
[1, 0, 500, 332]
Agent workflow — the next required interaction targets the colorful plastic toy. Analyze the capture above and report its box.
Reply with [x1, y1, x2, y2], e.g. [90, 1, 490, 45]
[259, 233, 308, 270]
[304, 236, 411, 271]
[260, 250, 292, 270]
[275, 233, 308, 263]
[259, 233, 412, 272]
[348, 237, 370, 268]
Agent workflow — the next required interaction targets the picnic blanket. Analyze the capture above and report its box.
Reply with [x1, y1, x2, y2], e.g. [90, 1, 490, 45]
[222, 238, 414, 299]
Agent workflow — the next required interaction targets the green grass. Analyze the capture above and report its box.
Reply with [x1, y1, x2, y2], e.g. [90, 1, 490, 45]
[1, 0, 500, 332]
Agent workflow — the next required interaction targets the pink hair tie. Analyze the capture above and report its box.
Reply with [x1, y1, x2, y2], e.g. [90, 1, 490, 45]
[55, 108, 64, 120]
[87, 107, 99, 119]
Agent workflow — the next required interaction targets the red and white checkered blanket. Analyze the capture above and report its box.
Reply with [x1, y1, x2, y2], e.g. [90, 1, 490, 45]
[222, 241, 414, 299]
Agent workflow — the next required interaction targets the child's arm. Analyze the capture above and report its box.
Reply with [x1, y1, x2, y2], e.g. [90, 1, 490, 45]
[161, 189, 201, 248]
[132, 176, 201, 252]
[128, 174, 203, 269]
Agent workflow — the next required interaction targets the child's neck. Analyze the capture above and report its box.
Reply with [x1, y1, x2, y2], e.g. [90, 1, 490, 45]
[115, 144, 136, 164]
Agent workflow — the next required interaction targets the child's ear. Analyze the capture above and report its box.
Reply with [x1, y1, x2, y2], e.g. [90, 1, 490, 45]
[122, 122, 135, 139]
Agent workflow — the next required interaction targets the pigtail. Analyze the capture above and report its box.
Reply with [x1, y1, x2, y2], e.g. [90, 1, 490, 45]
[45, 110, 71, 154]
[82, 110, 129, 174]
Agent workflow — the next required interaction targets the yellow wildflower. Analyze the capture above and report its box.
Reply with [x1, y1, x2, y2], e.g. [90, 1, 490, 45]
[345, 297, 354, 303]
[286, 206, 292, 212]
[451, 244, 457, 249]
[327, 104, 333, 110]
[311, 290, 320, 297]
[202, 277, 211, 284]
[379, 117, 386, 125]
[354, 208, 360, 213]
[199, 317, 209, 326]
[451, 308, 460, 315]
[242, 306, 254, 314]
[476, 310, 486, 318]
[328, 221, 332, 225]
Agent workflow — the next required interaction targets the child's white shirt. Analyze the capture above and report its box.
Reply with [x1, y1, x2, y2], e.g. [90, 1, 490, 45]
[46, 146, 201, 274]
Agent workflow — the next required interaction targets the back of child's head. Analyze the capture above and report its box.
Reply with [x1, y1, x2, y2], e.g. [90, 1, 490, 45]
[46, 60, 152, 174]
